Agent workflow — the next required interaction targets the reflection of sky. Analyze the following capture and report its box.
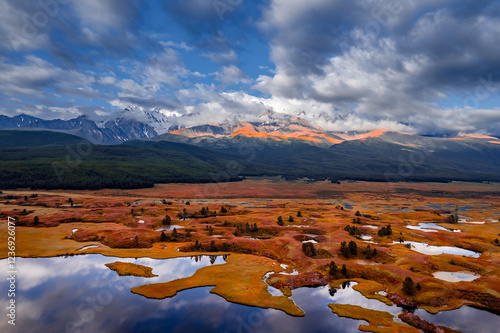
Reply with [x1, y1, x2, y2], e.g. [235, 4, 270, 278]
[0, 256, 497, 333]
[392, 241, 480, 257]
[415, 306, 497, 333]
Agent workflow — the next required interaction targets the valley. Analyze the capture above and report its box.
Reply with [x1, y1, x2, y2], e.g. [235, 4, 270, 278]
[1, 180, 499, 332]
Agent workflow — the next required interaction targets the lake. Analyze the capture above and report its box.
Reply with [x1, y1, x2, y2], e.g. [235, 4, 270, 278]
[0, 255, 497, 333]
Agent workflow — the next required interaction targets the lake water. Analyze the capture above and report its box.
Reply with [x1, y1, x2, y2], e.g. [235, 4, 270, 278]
[406, 223, 461, 233]
[433, 271, 480, 282]
[392, 241, 481, 257]
[0, 255, 497, 333]
[155, 225, 185, 232]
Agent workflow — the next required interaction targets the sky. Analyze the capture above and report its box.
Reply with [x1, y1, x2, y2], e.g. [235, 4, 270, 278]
[0, 0, 499, 135]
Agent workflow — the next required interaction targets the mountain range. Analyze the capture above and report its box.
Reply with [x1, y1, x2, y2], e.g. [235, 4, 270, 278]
[1, 109, 500, 190]
[2, 108, 498, 147]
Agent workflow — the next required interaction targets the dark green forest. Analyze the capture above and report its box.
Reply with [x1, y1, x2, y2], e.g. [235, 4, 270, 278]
[1, 130, 500, 190]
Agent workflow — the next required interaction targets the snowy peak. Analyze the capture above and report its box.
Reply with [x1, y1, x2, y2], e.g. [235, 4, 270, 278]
[105, 106, 173, 134]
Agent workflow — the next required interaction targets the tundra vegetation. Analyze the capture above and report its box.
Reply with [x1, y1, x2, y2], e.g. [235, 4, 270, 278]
[0, 180, 499, 332]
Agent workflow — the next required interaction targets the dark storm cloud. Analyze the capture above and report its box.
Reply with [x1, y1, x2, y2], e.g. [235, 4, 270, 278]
[0, 0, 158, 68]
[167, 0, 254, 52]
[256, 0, 500, 134]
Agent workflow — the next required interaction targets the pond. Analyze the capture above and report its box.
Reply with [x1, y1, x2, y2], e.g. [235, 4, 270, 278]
[406, 223, 461, 233]
[392, 241, 481, 258]
[155, 225, 185, 232]
[0, 256, 496, 333]
[433, 271, 480, 282]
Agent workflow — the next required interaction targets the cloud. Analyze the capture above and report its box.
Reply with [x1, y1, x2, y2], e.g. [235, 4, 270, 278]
[202, 49, 239, 64]
[255, 0, 500, 135]
[214, 65, 251, 86]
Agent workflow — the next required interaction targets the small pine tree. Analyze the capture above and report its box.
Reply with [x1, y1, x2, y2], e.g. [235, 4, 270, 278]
[329, 261, 338, 276]
[33, 216, 39, 225]
[402, 277, 416, 296]
[221, 206, 228, 213]
[162, 215, 171, 226]
[172, 228, 178, 239]
[341, 264, 348, 276]
[348, 241, 358, 256]
[494, 238, 499, 244]
[372, 248, 378, 256]
[208, 240, 218, 252]
[24, 196, 28, 201]
[340, 241, 350, 258]
[365, 245, 373, 259]
[134, 236, 139, 245]
[297, 211, 302, 217]
[355, 211, 361, 216]
[160, 231, 168, 242]
[277, 216, 284, 226]
[288, 216, 294, 223]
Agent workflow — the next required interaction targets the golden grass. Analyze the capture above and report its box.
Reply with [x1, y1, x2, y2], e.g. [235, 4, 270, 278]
[1, 181, 499, 316]
[330, 279, 393, 306]
[328, 304, 420, 333]
[106, 261, 158, 277]
[131, 254, 305, 317]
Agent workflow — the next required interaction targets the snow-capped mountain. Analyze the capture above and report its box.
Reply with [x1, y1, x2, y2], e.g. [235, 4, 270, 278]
[0, 112, 157, 145]
[102, 106, 175, 135]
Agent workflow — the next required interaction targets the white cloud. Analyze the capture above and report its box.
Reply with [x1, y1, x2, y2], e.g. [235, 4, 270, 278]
[214, 65, 251, 86]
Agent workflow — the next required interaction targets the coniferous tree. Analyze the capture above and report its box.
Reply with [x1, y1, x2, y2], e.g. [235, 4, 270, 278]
[402, 277, 416, 296]
[297, 211, 302, 217]
[341, 264, 348, 277]
[208, 240, 218, 252]
[329, 261, 338, 276]
[302, 242, 317, 257]
[277, 216, 284, 226]
[288, 216, 294, 222]
[348, 241, 358, 256]
[340, 241, 350, 258]
[162, 215, 171, 226]
[160, 231, 168, 242]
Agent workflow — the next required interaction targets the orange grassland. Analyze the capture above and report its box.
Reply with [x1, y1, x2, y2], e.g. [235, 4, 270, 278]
[1, 179, 499, 331]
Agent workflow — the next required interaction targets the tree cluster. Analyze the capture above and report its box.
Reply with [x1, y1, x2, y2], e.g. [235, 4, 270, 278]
[234, 223, 259, 236]
[302, 242, 317, 257]
[344, 225, 362, 237]
[377, 224, 392, 237]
